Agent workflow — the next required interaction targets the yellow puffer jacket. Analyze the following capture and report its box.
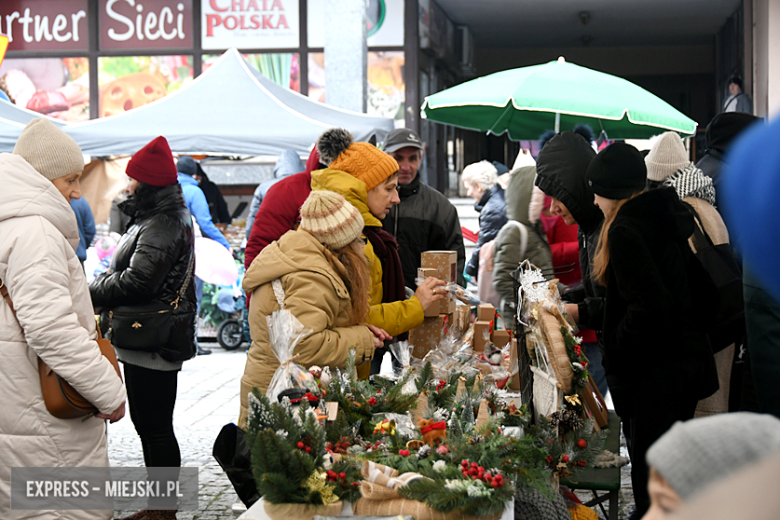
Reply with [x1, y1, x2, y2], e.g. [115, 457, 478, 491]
[311, 169, 425, 337]
[238, 229, 374, 427]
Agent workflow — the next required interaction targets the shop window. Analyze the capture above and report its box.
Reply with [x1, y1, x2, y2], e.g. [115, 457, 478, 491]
[0, 57, 90, 122]
[97, 55, 193, 118]
[307, 51, 405, 120]
[203, 52, 300, 92]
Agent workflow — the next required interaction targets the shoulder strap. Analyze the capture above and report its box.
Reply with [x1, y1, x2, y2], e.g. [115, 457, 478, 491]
[504, 221, 529, 259]
[170, 251, 195, 310]
[0, 278, 17, 317]
[681, 201, 715, 250]
[272, 278, 285, 309]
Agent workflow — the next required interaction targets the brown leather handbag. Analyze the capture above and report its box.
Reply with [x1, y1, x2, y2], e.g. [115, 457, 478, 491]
[1, 278, 122, 420]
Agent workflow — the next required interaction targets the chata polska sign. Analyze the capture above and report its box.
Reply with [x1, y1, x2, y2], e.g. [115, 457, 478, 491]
[201, 0, 300, 50]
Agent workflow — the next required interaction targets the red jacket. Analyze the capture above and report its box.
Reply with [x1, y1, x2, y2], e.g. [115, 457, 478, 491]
[244, 148, 322, 270]
[545, 215, 581, 286]
[545, 215, 597, 344]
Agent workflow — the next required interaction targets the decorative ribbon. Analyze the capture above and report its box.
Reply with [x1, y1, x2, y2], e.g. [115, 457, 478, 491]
[420, 421, 447, 435]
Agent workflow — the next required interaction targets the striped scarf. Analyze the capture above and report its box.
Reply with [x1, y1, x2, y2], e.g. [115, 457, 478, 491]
[663, 163, 717, 207]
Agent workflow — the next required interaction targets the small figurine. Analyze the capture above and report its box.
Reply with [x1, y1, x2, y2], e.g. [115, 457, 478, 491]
[418, 417, 448, 447]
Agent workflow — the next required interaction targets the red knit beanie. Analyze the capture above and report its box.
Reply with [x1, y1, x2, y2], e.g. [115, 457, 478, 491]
[126, 136, 178, 186]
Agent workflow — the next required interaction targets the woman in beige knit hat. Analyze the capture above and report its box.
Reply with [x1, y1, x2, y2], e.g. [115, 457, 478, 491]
[238, 190, 390, 425]
[0, 118, 126, 520]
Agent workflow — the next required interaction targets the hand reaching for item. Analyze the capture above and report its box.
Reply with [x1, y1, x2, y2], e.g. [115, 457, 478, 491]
[415, 277, 447, 311]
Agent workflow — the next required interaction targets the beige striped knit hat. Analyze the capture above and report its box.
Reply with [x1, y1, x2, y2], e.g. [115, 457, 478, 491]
[13, 118, 84, 180]
[299, 191, 364, 250]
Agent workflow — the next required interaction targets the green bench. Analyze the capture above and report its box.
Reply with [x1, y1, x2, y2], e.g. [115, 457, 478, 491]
[560, 410, 622, 520]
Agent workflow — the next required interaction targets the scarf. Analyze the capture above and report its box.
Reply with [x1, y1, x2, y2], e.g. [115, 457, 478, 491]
[363, 226, 406, 305]
[663, 164, 717, 207]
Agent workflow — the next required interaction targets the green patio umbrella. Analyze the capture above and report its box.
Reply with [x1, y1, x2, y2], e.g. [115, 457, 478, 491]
[421, 57, 697, 140]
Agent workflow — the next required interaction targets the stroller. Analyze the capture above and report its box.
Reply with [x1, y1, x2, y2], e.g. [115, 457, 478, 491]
[213, 288, 246, 350]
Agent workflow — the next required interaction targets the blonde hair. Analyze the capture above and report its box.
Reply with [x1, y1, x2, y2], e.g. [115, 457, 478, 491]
[462, 160, 498, 192]
[323, 240, 371, 323]
[591, 192, 643, 285]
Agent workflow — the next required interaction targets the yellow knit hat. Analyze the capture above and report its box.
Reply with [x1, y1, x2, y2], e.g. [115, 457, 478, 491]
[299, 191, 364, 250]
[13, 118, 84, 180]
[330, 142, 399, 191]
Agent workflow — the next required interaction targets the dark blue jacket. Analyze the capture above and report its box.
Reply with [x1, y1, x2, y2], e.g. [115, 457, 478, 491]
[70, 197, 96, 262]
[465, 184, 507, 277]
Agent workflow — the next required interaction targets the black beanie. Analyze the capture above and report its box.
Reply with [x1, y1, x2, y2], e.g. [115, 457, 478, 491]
[586, 142, 646, 199]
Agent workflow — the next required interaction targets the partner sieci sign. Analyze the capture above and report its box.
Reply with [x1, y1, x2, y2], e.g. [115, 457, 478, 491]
[0, 0, 88, 51]
[100, 0, 194, 50]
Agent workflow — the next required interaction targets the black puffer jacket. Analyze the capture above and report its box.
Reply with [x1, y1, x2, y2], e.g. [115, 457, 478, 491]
[383, 174, 466, 289]
[465, 184, 507, 277]
[602, 188, 719, 418]
[535, 132, 604, 331]
[90, 183, 197, 362]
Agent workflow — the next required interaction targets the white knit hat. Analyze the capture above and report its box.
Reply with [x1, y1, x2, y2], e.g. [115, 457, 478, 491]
[13, 118, 84, 181]
[299, 191, 364, 250]
[462, 160, 498, 191]
[645, 131, 691, 182]
[646, 412, 780, 501]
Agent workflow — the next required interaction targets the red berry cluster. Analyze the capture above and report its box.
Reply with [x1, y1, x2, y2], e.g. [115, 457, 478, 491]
[327, 436, 351, 454]
[460, 460, 504, 488]
[398, 449, 411, 457]
[574, 344, 582, 358]
[296, 439, 313, 453]
[575, 460, 587, 467]
[436, 380, 447, 391]
[326, 470, 359, 486]
[368, 397, 377, 406]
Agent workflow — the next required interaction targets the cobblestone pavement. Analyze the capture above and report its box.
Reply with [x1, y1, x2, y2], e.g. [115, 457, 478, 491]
[108, 342, 246, 519]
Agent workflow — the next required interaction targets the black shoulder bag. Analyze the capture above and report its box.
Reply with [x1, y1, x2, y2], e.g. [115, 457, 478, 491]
[684, 203, 745, 352]
[106, 252, 195, 355]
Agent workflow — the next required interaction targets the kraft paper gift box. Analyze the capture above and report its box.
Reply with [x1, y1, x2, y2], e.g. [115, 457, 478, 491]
[477, 303, 496, 321]
[420, 251, 457, 283]
[473, 320, 492, 352]
[418, 267, 456, 316]
[492, 330, 511, 349]
[410, 314, 452, 359]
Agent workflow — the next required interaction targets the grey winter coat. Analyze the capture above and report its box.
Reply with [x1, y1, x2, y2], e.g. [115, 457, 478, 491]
[492, 166, 552, 318]
[246, 150, 305, 233]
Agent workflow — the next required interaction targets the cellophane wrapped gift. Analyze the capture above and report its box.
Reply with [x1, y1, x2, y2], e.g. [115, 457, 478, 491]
[266, 308, 318, 402]
[389, 341, 418, 395]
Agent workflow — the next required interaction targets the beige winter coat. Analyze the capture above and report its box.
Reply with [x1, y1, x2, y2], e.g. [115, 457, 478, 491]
[685, 196, 733, 418]
[239, 229, 374, 427]
[0, 154, 127, 519]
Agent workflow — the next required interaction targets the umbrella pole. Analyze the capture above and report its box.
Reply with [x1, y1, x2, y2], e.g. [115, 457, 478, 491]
[554, 112, 561, 133]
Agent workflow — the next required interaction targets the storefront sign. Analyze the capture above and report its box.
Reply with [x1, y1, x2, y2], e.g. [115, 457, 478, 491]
[201, 0, 300, 50]
[307, 0, 403, 48]
[0, 0, 88, 51]
[100, 0, 193, 50]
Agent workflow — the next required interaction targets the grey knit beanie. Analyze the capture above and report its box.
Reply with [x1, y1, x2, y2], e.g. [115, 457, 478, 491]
[13, 118, 84, 180]
[646, 412, 780, 501]
[645, 131, 691, 182]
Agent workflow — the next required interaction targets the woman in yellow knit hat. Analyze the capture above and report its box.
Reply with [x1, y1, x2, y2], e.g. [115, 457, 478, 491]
[239, 190, 386, 425]
[311, 128, 446, 374]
